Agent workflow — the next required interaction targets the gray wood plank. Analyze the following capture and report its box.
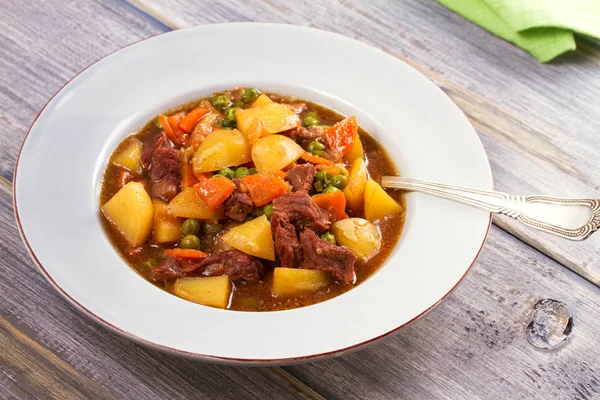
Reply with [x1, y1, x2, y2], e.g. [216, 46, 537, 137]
[2, 1, 599, 399]
[124, 0, 600, 286]
[0, 316, 116, 400]
[285, 226, 600, 400]
[0, 187, 324, 399]
[0, 0, 168, 183]
[0, 1, 323, 398]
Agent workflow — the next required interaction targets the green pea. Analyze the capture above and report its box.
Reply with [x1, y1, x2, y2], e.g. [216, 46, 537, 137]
[303, 116, 319, 127]
[330, 175, 348, 190]
[320, 125, 330, 130]
[219, 117, 236, 129]
[179, 234, 201, 249]
[248, 167, 258, 175]
[263, 203, 274, 220]
[154, 117, 162, 129]
[315, 171, 331, 186]
[202, 222, 223, 236]
[243, 87, 260, 102]
[319, 231, 336, 245]
[181, 219, 200, 236]
[212, 95, 231, 110]
[239, 297, 259, 309]
[234, 166, 250, 178]
[221, 108, 237, 129]
[143, 259, 160, 269]
[322, 185, 341, 194]
[224, 107, 237, 121]
[314, 180, 325, 193]
[233, 100, 244, 108]
[217, 167, 235, 180]
[305, 111, 318, 119]
[212, 173, 224, 178]
[306, 140, 326, 156]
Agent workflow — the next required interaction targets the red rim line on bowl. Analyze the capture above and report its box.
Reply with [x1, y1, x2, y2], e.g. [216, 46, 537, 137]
[12, 25, 493, 364]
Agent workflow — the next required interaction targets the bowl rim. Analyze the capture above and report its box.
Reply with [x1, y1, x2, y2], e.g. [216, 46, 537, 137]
[13, 23, 493, 364]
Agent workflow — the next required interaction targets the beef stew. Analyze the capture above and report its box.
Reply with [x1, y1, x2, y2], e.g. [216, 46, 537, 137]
[100, 87, 405, 311]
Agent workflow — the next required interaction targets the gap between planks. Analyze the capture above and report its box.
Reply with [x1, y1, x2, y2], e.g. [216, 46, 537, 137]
[0, 315, 116, 399]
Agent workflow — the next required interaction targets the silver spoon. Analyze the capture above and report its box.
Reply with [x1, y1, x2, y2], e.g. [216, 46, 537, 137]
[380, 177, 600, 241]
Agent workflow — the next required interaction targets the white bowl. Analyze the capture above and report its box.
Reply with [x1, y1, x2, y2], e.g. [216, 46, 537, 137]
[14, 23, 492, 365]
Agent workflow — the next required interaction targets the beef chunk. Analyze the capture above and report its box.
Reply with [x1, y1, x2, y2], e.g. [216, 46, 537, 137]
[323, 148, 342, 163]
[149, 147, 181, 201]
[224, 178, 253, 221]
[285, 164, 316, 193]
[150, 258, 184, 282]
[152, 250, 263, 282]
[272, 192, 331, 233]
[299, 229, 356, 283]
[284, 126, 321, 146]
[283, 126, 342, 162]
[284, 102, 307, 114]
[193, 250, 263, 281]
[271, 212, 301, 268]
[142, 132, 170, 167]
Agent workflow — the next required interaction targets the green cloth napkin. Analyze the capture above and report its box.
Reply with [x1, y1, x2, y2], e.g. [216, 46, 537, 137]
[438, 0, 600, 62]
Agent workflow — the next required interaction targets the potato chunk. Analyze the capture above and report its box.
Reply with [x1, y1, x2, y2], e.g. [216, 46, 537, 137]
[112, 139, 142, 175]
[272, 268, 330, 296]
[168, 187, 225, 220]
[152, 199, 183, 243]
[251, 93, 273, 108]
[344, 158, 368, 212]
[192, 129, 251, 173]
[344, 132, 364, 163]
[331, 218, 381, 261]
[251, 134, 305, 174]
[237, 102, 301, 144]
[364, 178, 403, 222]
[101, 182, 154, 246]
[173, 276, 231, 309]
[222, 215, 275, 260]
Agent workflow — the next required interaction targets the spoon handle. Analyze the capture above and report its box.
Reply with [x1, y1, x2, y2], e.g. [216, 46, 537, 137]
[380, 176, 600, 241]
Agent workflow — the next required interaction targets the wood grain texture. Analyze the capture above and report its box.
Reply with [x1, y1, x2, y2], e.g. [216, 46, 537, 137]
[0, 0, 168, 184]
[0, 187, 324, 399]
[0, 1, 322, 399]
[0, 316, 117, 400]
[2, 0, 600, 399]
[285, 226, 600, 400]
[124, 0, 600, 286]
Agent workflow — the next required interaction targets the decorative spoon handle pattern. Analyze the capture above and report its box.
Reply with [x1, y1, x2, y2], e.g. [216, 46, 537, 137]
[381, 177, 600, 241]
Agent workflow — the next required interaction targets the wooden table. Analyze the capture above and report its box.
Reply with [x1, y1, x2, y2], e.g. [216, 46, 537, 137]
[2, 1, 599, 398]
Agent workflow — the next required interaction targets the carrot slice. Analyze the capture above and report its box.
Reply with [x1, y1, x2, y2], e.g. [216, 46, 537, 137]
[164, 248, 208, 259]
[273, 170, 286, 180]
[312, 191, 347, 222]
[168, 112, 187, 145]
[181, 163, 200, 189]
[323, 115, 357, 157]
[159, 115, 180, 146]
[194, 176, 235, 210]
[194, 171, 211, 182]
[117, 170, 134, 188]
[180, 108, 210, 132]
[301, 152, 334, 166]
[241, 174, 288, 207]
